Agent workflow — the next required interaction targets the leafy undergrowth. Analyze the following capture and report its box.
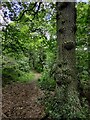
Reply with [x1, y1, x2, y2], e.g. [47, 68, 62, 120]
[2, 70, 41, 86]
[18, 71, 41, 83]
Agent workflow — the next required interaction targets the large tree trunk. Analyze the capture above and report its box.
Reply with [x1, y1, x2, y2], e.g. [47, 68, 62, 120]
[54, 2, 84, 119]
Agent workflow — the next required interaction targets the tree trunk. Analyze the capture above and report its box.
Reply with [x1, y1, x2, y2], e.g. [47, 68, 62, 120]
[54, 2, 84, 119]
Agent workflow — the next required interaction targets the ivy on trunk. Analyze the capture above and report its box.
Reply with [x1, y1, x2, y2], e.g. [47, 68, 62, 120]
[53, 2, 86, 119]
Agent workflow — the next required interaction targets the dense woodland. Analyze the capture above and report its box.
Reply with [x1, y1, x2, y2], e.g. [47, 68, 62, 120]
[1, 1, 90, 120]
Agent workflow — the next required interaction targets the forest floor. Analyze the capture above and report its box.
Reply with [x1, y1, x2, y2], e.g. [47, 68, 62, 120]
[2, 72, 46, 119]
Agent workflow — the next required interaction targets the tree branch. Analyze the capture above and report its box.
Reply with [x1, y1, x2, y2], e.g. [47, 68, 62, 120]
[14, 2, 37, 21]
[33, 2, 42, 18]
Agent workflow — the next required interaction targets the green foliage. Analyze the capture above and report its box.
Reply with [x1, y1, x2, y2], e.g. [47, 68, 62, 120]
[76, 2, 89, 94]
[2, 2, 56, 80]
[3, 66, 35, 86]
[39, 68, 56, 91]
[39, 3, 90, 119]
[1, 2, 90, 119]
[2, 66, 20, 86]
[17, 71, 35, 83]
[42, 92, 90, 120]
[2, 55, 19, 86]
[38, 51, 56, 91]
[2, 54, 34, 86]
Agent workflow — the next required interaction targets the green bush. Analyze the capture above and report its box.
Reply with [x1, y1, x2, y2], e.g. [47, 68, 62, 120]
[2, 66, 35, 86]
[41, 92, 90, 120]
[2, 56, 34, 86]
[39, 71, 56, 91]
[18, 71, 35, 83]
[2, 55, 35, 86]
[2, 66, 20, 86]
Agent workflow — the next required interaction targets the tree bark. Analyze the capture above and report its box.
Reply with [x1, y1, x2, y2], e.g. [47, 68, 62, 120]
[55, 2, 84, 119]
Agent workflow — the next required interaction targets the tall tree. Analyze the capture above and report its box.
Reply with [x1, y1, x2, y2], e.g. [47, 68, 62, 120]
[53, 2, 85, 119]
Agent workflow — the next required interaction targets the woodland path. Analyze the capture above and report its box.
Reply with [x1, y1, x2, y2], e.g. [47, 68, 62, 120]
[2, 72, 46, 119]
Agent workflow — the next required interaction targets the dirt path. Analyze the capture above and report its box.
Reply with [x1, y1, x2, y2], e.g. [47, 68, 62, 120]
[33, 72, 41, 81]
[2, 73, 45, 119]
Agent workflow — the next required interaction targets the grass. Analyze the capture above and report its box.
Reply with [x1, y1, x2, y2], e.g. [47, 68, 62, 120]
[2, 70, 38, 86]
[18, 71, 35, 83]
